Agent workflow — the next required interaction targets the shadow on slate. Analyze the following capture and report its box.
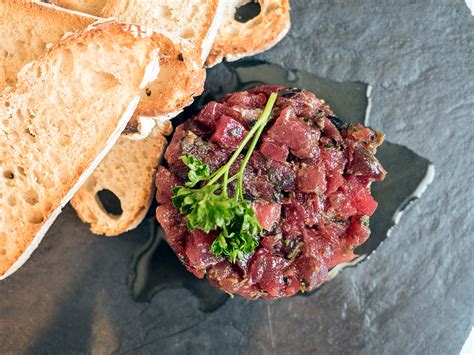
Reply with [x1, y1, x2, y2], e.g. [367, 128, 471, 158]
[128, 60, 434, 305]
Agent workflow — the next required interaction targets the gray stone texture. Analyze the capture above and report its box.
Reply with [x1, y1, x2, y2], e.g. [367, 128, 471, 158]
[0, 1, 473, 354]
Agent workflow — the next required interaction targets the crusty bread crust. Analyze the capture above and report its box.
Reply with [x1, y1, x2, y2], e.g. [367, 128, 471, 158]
[205, 0, 291, 67]
[101, 0, 224, 66]
[71, 121, 172, 236]
[1, 1, 205, 238]
[133, 33, 206, 119]
[70, 33, 204, 237]
[0, 20, 159, 279]
[1, 1, 205, 138]
[48, 0, 107, 16]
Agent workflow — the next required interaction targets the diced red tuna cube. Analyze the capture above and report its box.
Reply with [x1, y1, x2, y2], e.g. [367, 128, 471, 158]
[318, 220, 350, 244]
[326, 174, 345, 194]
[254, 202, 281, 230]
[211, 115, 249, 149]
[155, 166, 183, 204]
[281, 202, 306, 239]
[295, 255, 328, 290]
[297, 164, 327, 194]
[302, 228, 333, 263]
[322, 117, 343, 144]
[185, 230, 221, 276]
[259, 234, 281, 251]
[164, 125, 186, 167]
[223, 91, 267, 109]
[248, 249, 291, 298]
[351, 188, 378, 216]
[348, 124, 374, 142]
[248, 85, 286, 96]
[156, 204, 187, 261]
[348, 143, 386, 180]
[267, 106, 321, 159]
[259, 140, 289, 162]
[276, 91, 324, 117]
[250, 151, 296, 191]
[345, 215, 371, 247]
[328, 190, 357, 218]
[345, 176, 378, 216]
[320, 144, 346, 175]
[326, 247, 358, 270]
[195, 101, 244, 129]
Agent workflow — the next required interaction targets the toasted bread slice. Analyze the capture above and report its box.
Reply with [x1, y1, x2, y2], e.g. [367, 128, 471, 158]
[47, 0, 107, 16]
[131, 32, 205, 123]
[205, 0, 291, 67]
[75, 35, 192, 234]
[0, 0, 96, 90]
[75, 33, 201, 235]
[71, 121, 172, 236]
[101, 0, 224, 66]
[1, 1, 204, 237]
[1, 1, 205, 134]
[0, 20, 160, 279]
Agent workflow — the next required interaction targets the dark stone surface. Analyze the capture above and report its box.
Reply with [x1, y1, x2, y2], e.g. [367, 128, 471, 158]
[0, 1, 473, 354]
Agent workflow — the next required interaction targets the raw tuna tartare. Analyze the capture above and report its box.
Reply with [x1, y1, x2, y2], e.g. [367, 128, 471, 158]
[156, 86, 386, 299]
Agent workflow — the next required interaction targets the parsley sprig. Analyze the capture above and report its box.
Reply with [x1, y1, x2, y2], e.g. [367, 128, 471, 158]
[172, 92, 278, 263]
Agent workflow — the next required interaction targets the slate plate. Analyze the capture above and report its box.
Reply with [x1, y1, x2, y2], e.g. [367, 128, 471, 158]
[129, 60, 435, 306]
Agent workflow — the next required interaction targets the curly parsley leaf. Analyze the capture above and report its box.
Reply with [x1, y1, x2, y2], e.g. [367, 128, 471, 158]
[171, 93, 278, 263]
[181, 154, 211, 187]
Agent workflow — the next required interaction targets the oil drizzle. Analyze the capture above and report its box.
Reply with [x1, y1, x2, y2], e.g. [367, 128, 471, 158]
[128, 218, 228, 312]
[128, 60, 434, 304]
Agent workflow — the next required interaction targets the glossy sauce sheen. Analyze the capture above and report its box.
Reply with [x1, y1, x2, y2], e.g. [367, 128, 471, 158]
[156, 86, 386, 299]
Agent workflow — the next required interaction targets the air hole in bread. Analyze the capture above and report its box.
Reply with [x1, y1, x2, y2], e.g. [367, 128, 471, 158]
[59, 48, 73, 76]
[27, 209, 44, 224]
[24, 188, 39, 206]
[4, 101, 10, 108]
[36, 66, 42, 79]
[17, 166, 26, 177]
[3, 170, 14, 179]
[96, 189, 123, 217]
[25, 127, 36, 138]
[16, 109, 25, 120]
[59, 168, 70, 185]
[234, 1, 261, 23]
[59, 135, 71, 147]
[42, 177, 56, 189]
[7, 195, 16, 207]
[180, 28, 195, 40]
[81, 66, 119, 94]
[161, 5, 172, 18]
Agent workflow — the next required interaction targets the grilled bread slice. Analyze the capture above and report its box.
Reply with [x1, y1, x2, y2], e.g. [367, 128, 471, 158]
[0, 20, 160, 279]
[129, 32, 205, 124]
[101, 0, 224, 67]
[71, 121, 172, 236]
[0, 0, 96, 90]
[1, 1, 205, 133]
[1, 1, 204, 236]
[205, 0, 291, 67]
[47, 0, 107, 16]
[71, 33, 202, 236]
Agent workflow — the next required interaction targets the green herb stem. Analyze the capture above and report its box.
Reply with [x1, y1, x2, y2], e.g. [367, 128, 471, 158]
[235, 107, 272, 200]
[173, 92, 278, 263]
[207, 92, 278, 187]
[222, 168, 229, 197]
